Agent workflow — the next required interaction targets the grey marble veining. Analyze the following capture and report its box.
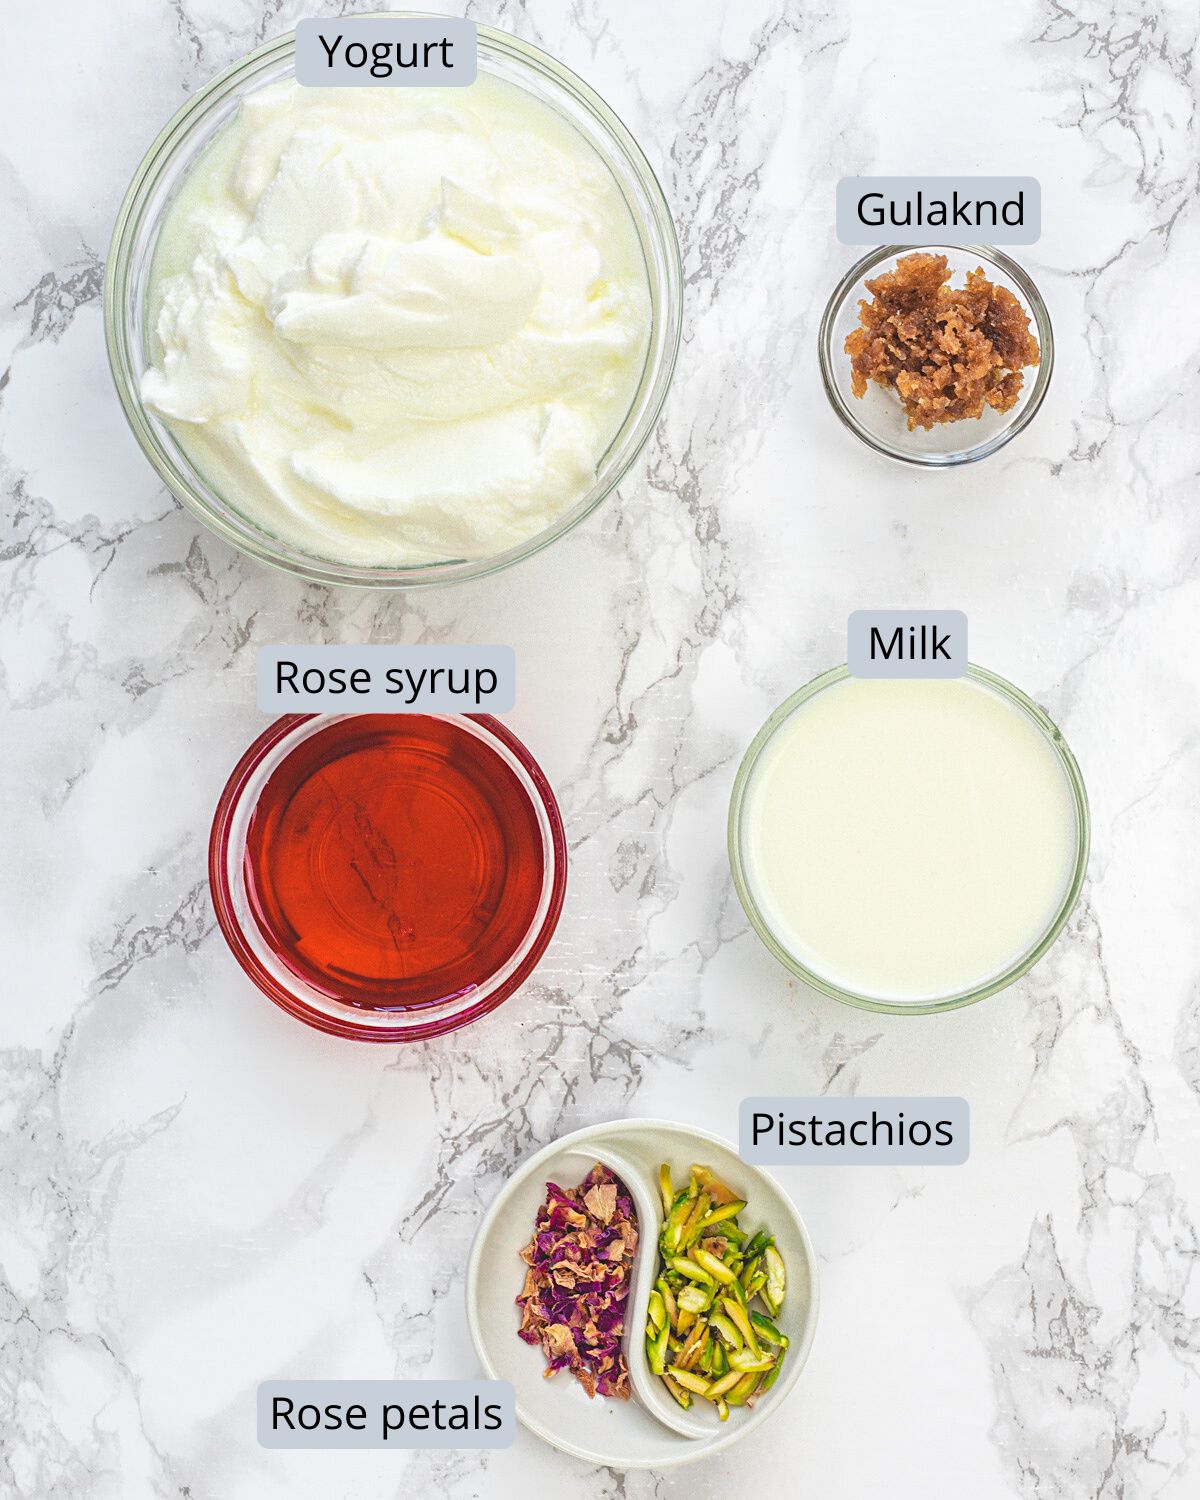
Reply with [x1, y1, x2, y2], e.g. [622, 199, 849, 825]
[2, 0, 1199, 1496]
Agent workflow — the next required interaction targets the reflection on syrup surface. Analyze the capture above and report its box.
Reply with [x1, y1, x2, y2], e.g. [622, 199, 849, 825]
[243, 715, 545, 1009]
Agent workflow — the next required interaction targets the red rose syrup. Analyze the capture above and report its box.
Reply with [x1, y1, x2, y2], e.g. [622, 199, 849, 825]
[209, 714, 566, 1039]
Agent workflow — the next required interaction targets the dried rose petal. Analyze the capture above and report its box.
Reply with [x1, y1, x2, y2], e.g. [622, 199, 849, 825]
[583, 1182, 617, 1224]
[515, 1162, 637, 1400]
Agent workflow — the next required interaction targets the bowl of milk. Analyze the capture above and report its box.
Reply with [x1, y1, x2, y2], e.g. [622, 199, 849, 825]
[728, 665, 1089, 1013]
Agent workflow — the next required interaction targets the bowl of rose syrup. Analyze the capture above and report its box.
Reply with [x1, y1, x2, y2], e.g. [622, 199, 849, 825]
[209, 714, 566, 1040]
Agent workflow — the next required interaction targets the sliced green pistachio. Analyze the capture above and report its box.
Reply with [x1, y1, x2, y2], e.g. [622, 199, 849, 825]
[744, 1269, 768, 1300]
[708, 1311, 743, 1351]
[676, 1286, 710, 1318]
[695, 1200, 746, 1231]
[667, 1366, 710, 1396]
[658, 1164, 675, 1217]
[720, 1296, 762, 1358]
[759, 1347, 786, 1392]
[647, 1322, 670, 1376]
[744, 1229, 774, 1259]
[660, 1193, 693, 1256]
[676, 1319, 709, 1371]
[723, 1371, 762, 1406]
[749, 1310, 789, 1348]
[764, 1245, 786, 1310]
[705, 1369, 743, 1400]
[693, 1166, 740, 1206]
[728, 1348, 774, 1373]
[670, 1257, 715, 1285]
[693, 1248, 738, 1284]
[661, 1372, 692, 1410]
[679, 1193, 712, 1247]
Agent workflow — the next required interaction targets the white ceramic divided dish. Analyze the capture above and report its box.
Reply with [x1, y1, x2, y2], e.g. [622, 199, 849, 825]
[465, 1119, 819, 1469]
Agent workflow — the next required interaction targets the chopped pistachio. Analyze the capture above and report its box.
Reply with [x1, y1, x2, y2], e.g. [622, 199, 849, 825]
[693, 1248, 738, 1284]
[764, 1245, 786, 1310]
[658, 1164, 675, 1217]
[666, 1366, 711, 1396]
[661, 1372, 692, 1410]
[644, 1163, 793, 1424]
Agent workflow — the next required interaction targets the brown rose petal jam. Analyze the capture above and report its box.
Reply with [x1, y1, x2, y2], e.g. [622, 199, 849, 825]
[845, 251, 1040, 431]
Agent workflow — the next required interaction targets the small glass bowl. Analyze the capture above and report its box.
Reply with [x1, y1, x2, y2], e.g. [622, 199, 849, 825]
[208, 713, 566, 1041]
[727, 665, 1089, 1015]
[105, 19, 682, 588]
[818, 245, 1054, 466]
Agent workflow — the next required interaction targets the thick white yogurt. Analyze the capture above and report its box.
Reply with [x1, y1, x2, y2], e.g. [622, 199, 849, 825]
[739, 674, 1082, 1004]
[142, 77, 651, 565]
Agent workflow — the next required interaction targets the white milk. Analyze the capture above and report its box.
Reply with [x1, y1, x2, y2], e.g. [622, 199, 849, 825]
[738, 673, 1081, 1004]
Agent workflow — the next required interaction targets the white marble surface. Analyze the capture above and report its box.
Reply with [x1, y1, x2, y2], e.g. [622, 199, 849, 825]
[2, 0, 1199, 1495]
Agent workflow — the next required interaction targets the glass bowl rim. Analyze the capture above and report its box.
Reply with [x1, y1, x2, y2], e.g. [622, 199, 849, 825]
[104, 14, 683, 589]
[727, 663, 1090, 1015]
[208, 711, 568, 1040]
[816, 243, 1055, 468]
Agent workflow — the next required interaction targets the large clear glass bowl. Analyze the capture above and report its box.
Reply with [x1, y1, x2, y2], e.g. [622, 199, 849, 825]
[105, 21, 682, 588]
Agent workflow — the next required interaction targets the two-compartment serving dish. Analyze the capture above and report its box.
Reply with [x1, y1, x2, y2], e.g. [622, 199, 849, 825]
[466, 1118, 819, 1468]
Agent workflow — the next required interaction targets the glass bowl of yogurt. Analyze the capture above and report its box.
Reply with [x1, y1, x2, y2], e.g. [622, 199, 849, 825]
[105, 21, 682, 587]
[728, 666, 1089, 1014]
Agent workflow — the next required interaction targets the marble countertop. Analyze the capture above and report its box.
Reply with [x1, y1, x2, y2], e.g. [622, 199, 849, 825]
[2, 0, 1198, 1495]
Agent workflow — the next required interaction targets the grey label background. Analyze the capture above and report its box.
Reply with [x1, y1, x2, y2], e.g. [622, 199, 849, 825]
[741, 1097, 970, 1165]
[847, 610, 967, 678]
[296, 17, 477, 86]
[258, 1380, 514, 1449]
[257, 645, 514, 712]
[836, 176, 1041, 244]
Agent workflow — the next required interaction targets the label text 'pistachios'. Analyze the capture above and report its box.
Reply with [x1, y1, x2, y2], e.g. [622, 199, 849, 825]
[740, 1097, 970, 1164]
